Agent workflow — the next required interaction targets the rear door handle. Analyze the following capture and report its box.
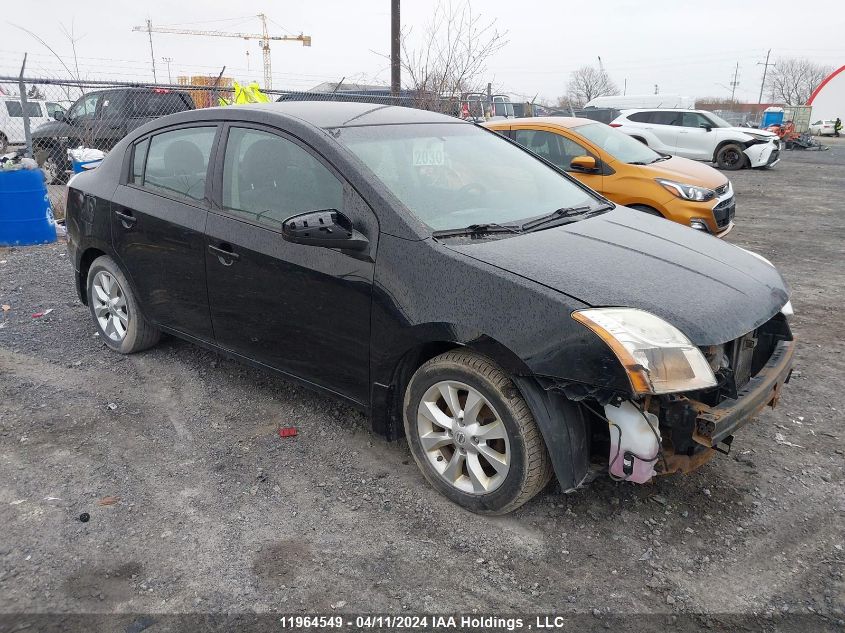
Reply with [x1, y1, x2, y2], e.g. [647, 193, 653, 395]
[209, 243, 240, 266]
[114, 209, 137, 228]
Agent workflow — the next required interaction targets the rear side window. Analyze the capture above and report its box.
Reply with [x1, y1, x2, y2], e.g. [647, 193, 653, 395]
[5, 101, 43, 117]
[133, 91, 192, 118]
[627, 111, 652, 123]
[650, 111, 682, 126]
[142, 126, 216, 202]
[222, 127, 343, 230]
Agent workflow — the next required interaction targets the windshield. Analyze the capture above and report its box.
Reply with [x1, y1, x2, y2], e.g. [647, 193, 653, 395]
[574, 122, 662, 164]
[705, 112, 733, 128]
[333, 123, 602, 231]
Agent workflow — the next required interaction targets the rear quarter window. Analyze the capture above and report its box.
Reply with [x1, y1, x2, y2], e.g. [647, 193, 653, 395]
[627, 112, 652, 123]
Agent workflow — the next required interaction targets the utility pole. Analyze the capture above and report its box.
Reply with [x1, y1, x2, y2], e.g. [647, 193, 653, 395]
[757, 49, 774, 104]
[162, 57, 173, 83]
[729, 61, 740, 103]
[146, 19, 157, 82]
[391, 0, 401, 97]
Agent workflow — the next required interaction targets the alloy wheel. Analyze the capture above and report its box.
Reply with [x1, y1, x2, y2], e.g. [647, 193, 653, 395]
[92, 271, 129, 342]
[416, 380, 511, 494]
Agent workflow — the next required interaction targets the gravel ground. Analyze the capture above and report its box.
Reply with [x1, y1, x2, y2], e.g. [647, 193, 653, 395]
[1, 142, 844, 632]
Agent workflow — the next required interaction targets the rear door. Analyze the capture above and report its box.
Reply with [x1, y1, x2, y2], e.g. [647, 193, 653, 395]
[205, 123, 377, 404]
[645, 111, 682, 153]
[110, 123, 219, 341]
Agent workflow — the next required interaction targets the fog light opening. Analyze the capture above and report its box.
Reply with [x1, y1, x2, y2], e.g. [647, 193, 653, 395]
[689, 219, 709, 232]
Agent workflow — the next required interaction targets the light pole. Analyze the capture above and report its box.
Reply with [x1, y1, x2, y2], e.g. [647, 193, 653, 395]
[162, 56, 173, 84]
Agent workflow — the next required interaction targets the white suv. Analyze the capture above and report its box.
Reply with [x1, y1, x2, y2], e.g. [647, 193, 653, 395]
[610, 109, 780, 170]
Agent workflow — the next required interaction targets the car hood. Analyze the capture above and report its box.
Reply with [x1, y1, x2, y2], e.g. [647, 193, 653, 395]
[635, 155, 728, 189]
[726, 126, 778, 139]
[445, 208, 789, 346]
[30, 120, 72, 137]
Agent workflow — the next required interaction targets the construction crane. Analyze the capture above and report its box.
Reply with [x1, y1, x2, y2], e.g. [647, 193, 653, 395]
[133, 14, 311, 89]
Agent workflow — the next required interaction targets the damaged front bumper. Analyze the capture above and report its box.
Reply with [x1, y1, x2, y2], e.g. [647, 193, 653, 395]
[692, 339, 794, 448]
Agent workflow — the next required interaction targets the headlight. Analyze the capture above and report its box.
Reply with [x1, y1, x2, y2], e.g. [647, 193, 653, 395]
[744, 132, 774, 142]
[572, 308, 717, 395]
[655, 178, 716, 202]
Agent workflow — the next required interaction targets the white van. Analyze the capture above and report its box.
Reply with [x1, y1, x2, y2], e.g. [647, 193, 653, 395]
[585, 94, 696, 110]
[0, 98, 66, 152]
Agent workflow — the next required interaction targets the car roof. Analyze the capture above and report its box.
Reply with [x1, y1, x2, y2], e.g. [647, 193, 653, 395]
[620, 108, 704, 114]
[244, 101, 462, 129]
[500, 116, 596, 129]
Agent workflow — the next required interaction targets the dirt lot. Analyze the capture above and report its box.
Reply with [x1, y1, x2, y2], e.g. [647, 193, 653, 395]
[1, 141, 844, 632]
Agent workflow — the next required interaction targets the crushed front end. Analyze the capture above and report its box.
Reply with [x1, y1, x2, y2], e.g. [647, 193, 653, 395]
[654, 312, 794, 476]
[572, 306, 794, 484]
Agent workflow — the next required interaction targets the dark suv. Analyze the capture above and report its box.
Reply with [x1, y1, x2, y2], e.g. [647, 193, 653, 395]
[32, 87, 194, 183]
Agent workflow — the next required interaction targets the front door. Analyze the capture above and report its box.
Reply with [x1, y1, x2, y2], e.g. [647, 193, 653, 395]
[110, 124, 219, 340]
[676, 112, 715, 161]
[205, 124, 377, 404]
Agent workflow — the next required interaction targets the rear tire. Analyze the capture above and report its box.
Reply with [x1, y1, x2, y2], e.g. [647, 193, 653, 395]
[86, 255, 160, 354]
[403, 350, 553, 514]
[715, 143, 746, 170]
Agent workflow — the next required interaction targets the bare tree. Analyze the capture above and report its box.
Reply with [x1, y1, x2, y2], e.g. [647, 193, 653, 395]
[766, 57, 833, 105]
[400, 0, 508, 112]
[566, 64, 619, 108]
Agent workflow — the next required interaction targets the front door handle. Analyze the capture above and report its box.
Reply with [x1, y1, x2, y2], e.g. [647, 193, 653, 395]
[114, 209, 136, 228]
[209, 243, 240, 266]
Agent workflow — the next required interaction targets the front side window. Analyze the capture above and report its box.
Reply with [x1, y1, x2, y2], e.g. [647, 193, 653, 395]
[512, 129, 593, 171]
[222, 127, 343, 230]
[334, 123, 602, 231]
[681, 112, 712, 128]
[142, 126, 216, 201]
[68, 93, 100, 121]
[100, 92, 130, 119]
[575, 122, 662, 165]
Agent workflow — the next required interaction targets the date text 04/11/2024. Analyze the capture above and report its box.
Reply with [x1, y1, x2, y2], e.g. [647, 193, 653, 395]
[277, 615, 584, 630]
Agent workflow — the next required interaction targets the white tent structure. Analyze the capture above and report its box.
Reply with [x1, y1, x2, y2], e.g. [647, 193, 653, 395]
[807, 65, 845, 121]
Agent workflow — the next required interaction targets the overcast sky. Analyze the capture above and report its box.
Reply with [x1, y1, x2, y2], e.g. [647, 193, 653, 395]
[1, 0, 842, 103]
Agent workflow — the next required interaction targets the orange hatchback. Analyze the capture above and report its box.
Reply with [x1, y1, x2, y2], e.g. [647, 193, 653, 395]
[484, 117, 735, 236]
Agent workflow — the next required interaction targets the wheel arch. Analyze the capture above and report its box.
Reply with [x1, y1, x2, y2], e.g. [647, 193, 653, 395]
[370, 331, 534, 440]
[712, 138, 745, 163]
[77, 247, 108, 305]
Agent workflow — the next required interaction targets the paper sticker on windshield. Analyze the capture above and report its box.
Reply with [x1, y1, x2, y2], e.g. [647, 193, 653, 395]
[413, 140, 445, 167]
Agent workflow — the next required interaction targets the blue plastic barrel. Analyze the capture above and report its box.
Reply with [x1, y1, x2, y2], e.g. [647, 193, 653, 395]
[0, 169, 57, 246]
[72, 159, 102, 173]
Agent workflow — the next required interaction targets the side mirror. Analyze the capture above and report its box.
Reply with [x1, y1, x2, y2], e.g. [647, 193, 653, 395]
[570, 155, 598, 172]
[282, 209, 369, 252]
[54, 112, 66, 121]
[704, 125, 712, 132]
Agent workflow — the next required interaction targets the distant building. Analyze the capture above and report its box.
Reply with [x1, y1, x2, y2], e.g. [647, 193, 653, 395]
[807, 65, 845, 121]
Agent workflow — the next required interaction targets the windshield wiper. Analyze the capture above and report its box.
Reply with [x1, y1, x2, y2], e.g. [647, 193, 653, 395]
[521, 204, 608, 232]
[432, 222, 523, 239]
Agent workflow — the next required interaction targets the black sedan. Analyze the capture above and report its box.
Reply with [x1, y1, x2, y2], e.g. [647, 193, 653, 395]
[65, 102, 795, 514]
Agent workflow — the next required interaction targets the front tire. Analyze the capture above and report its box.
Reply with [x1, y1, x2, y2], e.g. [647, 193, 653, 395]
[403, 350, 552, 514]
[86, 255, 160, 354]
[715, 143, 746, 170]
